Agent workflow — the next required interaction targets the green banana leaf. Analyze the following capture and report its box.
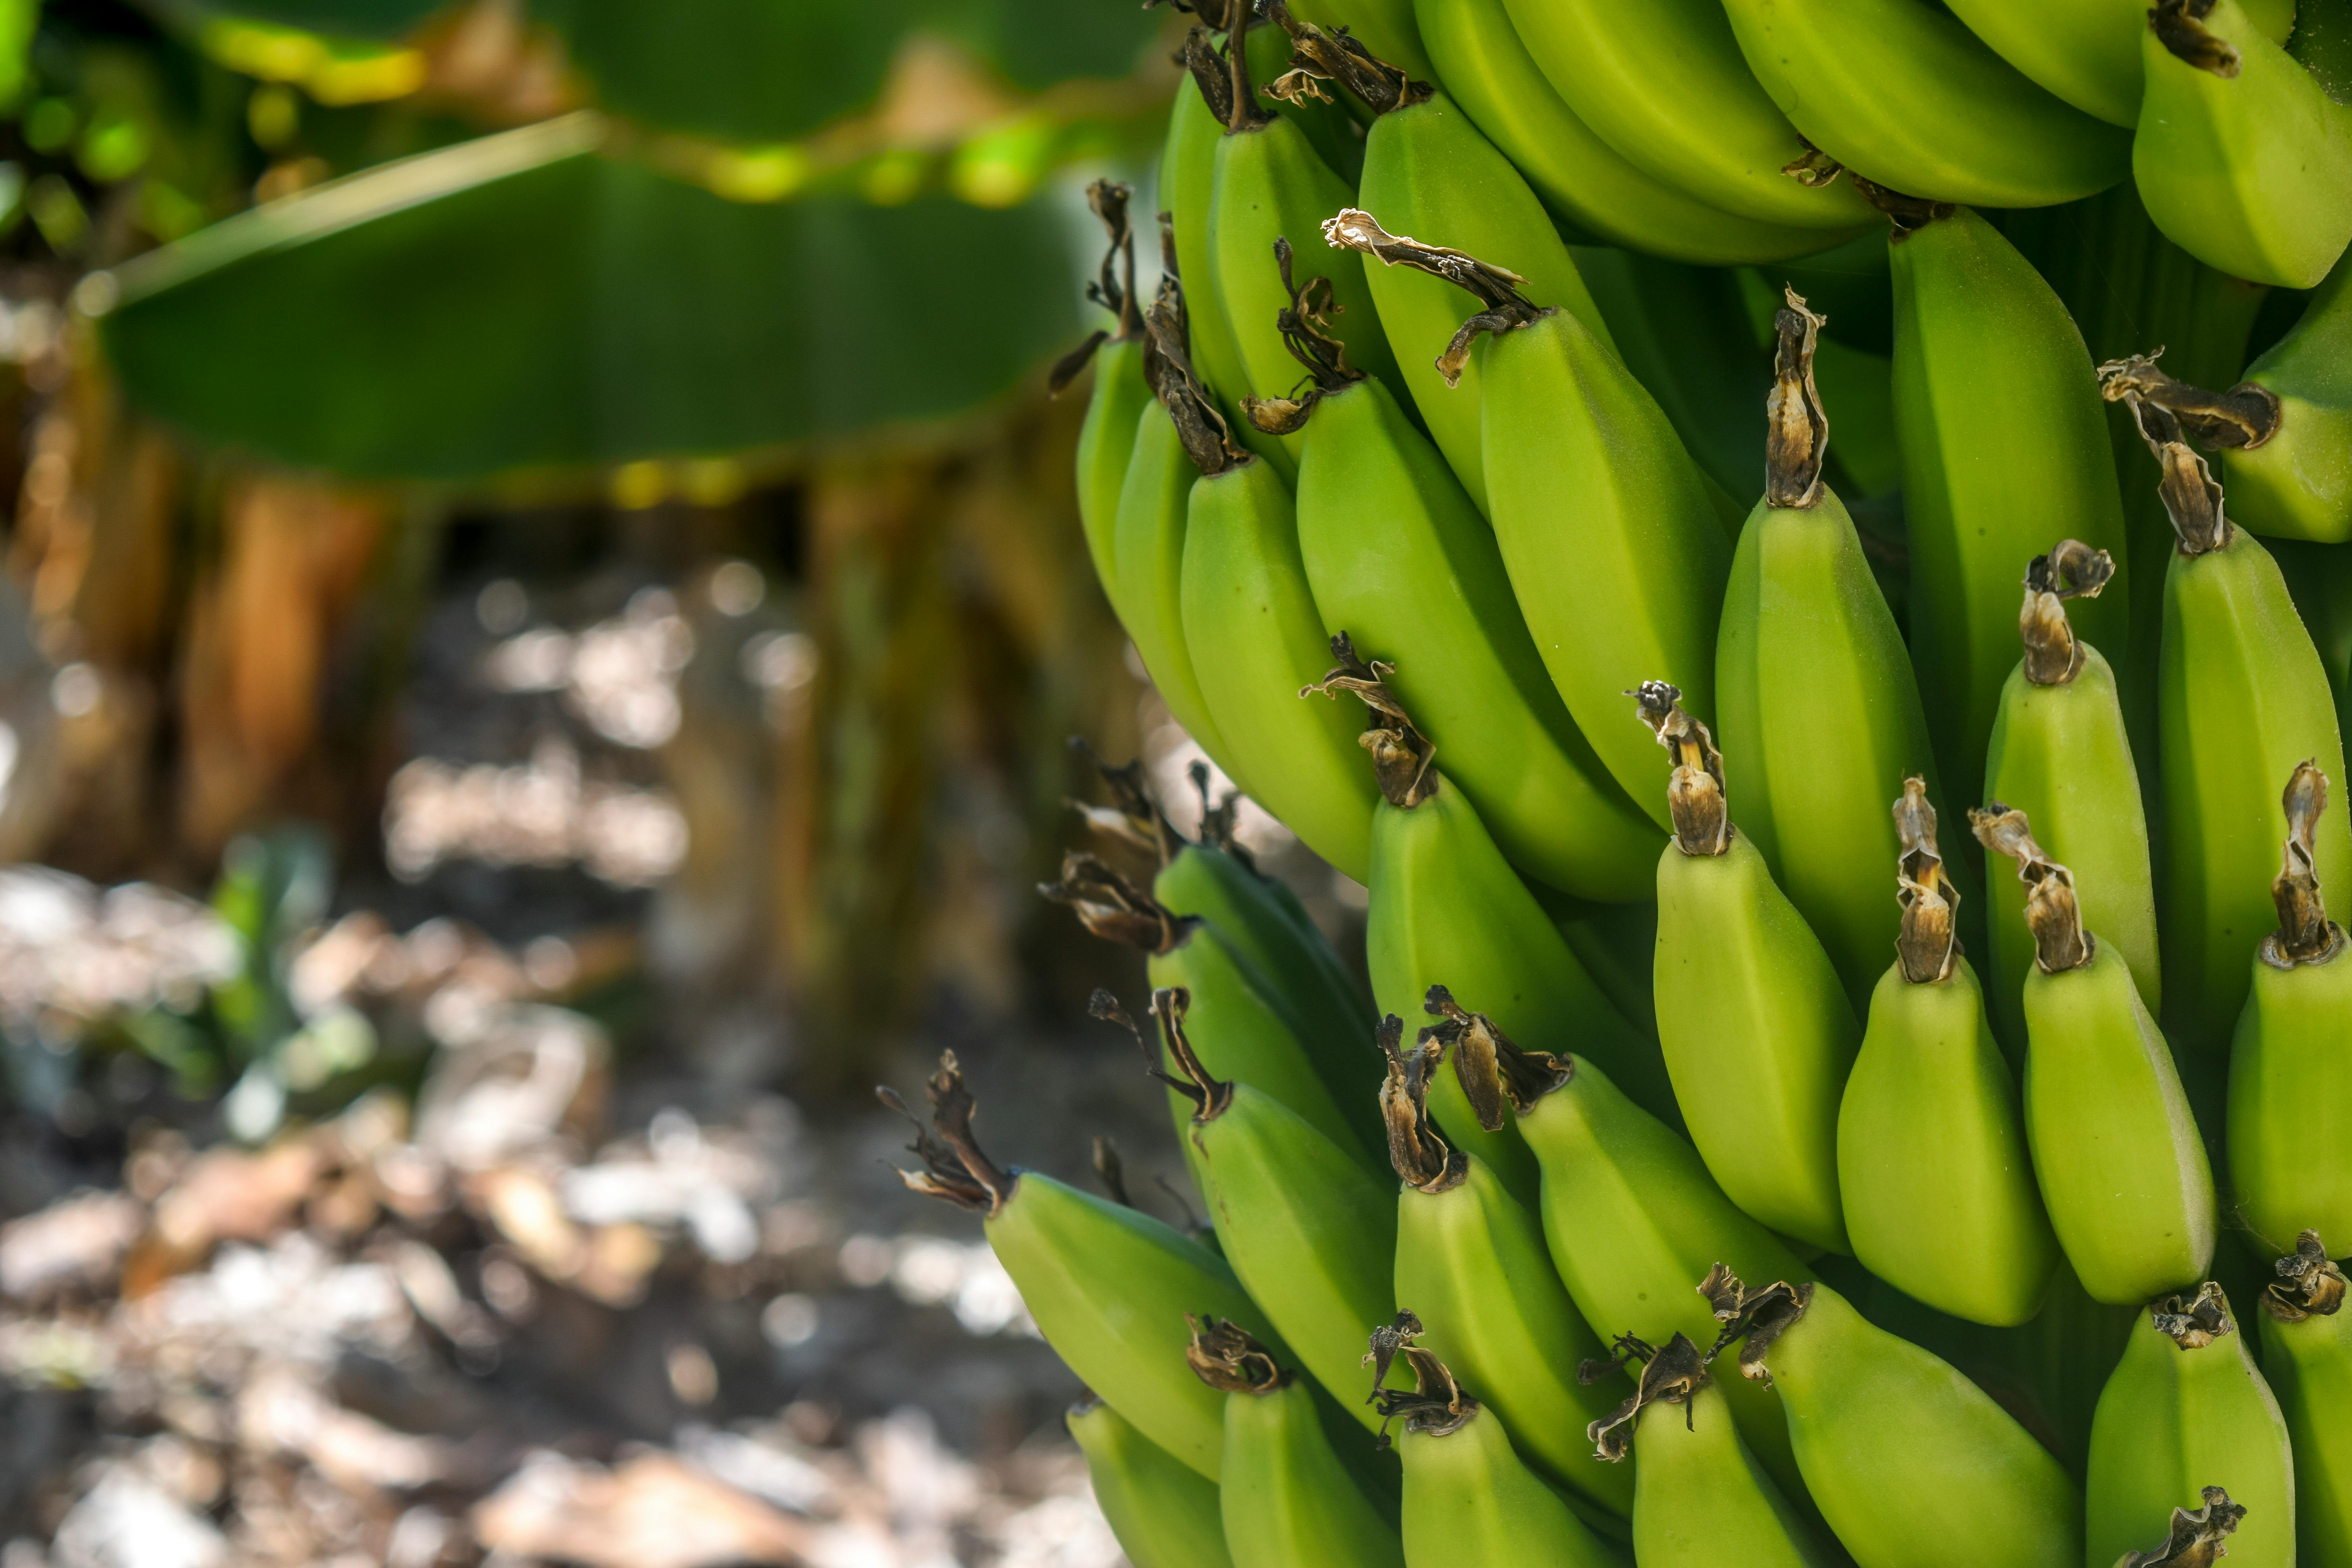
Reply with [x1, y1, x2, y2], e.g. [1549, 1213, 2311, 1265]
[194, 0, 446, 40]
[92, 114, 1083, 480]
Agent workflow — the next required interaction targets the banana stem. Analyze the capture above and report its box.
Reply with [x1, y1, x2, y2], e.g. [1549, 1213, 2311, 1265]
[2263, 759, 2346, 967]
[877, 1051, 1017, 1216]
[2018, 541, 2117, 687]
[2123, 1488, 2247, 1568]
[1188, 1315, 1292, 1393]
[1633, 681, 1731, 856]
[2148, 1280, 2236, 1348]
[1895, 777, 1962, 984]
[1299, 632, 1437, 807]
[2263, 1230, 2348, 1320]
[1969, 804, 2094, 973]
[1366, 1311, 1480, 1441]
[1766, 290, 1831, 509]
[1423, 984, 1572, 1127]
[1583, 1332, 1708, 1463]
[1319, 208, 1544, 387]
[1379, 1014, 1468, 1192]
[1042, 850, 1188, 953]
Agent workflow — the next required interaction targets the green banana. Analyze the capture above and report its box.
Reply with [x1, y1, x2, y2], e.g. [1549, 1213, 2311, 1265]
[1069, 1396, 1238, 1568]
[1981, 542, 2162, 1055]
[2085, 1282, 2296, 1568]
[1060, 180, 1153, 601]
[1365, 1321, 1625, 1568]
[2257, 1233, 2352, 1564]
[1837, 779, 2060, 1326]
[2135, 0, 2352, 290]
[884, 1053, 1281, 1479]
[1715, 290, 1954, 1011]
[1584, 1335, 1835, 1568]
[2098, 370, 2352, 1053]
[1544, 893, 1662, 1047]
[1167, 34, 1263, 463]
[1261, 274, 1661, 901]
[1180, 454, 1381, 880]
[2228, 760, 2352, 1253]
[1149, 988, 1399, 1429]
[1381, 1020, 1635, 1516]
[1049, 858, 1379, 1172]
[1303, 645, 1677, 1171]
[1973, 806, 2220, 1306]
[1706, 1269, 2085, 1567]
[1941, 0, 2296, 126]
[1718, 0, 2130, 208]
[1323, 213, 1730, 827]
[1890, 205, 2134, 812]
[1190, 1319, 1406, 1568]
[1639, 684, 1859, 1254]
[2274, 537, 2352, 742]
[1495, 0, 1877, 230]
[1409, 0, 1860, 265]
[1347, 100, 1615, 514]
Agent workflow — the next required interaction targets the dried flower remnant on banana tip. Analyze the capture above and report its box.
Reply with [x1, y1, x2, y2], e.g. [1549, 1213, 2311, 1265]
[1141, 263, 1250, 477]
[1084, 984, 1238, 1122]
[2123, 1487, 2248, 1568]
[1767, 290, 1832, 509]
[877, 1053, 1017, 1218]
[1048, 181, 1145, 396]
[2263, 759, 2346, 968]
[2151, 0, 2247, 77]
[1239, 238, 1367, 434]
[1187, 1315, 1290, 1394]
[2095, 350, 2279, 452]
[1299, 632, 1437, 807]
[1581, 1332, 1711, 1462]
[1633, 681, 1729, 856]
[1063, 739, 1182, 862]
[2263, 1230, 2348, 1321]
[2018, 540, 2116, 687]
[1363, 1311, 1478, 1443]
[2098, 358, 2241, 557]
[1318, 208, 1544, 388]
[1894, 778, 1962, 984]
[1421, 983, 1572, 1132]
[1040, 851, 1188, 954]
[1379, 1013, 1467, 1194]
[1695, 1264, 1818, 1385]
[1970, 804, 2094, 973]
[1258, 0, 1428, 115]
[2148, 1279, 2238, 1349]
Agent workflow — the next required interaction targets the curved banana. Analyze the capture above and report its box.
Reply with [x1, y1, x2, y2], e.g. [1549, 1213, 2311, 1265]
[1069, 1397, 1238, 1568]
[885, 1053, 1282, 1479]
[1639, 684, 1859, 1254]
[1891, 205, 2134, 811]
[1266, 282, 1662, 900]
[1350, 102, 1613, 514]
[1719, 0, 2131, 208]
[2085, 1283, 2296, 1568]
[1583, 1335, 1835, 1568]
[1166, 36, 1264, 464]
[1940, 0, 2295, 127]
[1063, 180, 1154, 600]
[2099, 373, 2352, 1053]
[1981, 543, 2161, 1054]
[2257, 1233, 2352, 1564]
[1838, 780, 2060, 1326]
[1708, 1270, 2085, 1567]
[1191, 1319, 1406, 1568]
[1153, 989, 1399, 1429]
[1716, 291, 1953, 1011]
[1324, 213, 1730, 826]
[1412, 0, 1866, 265]
[1495, 0, 1876, 229]
[1049, 859, 1378, 1171]
[1381, 1022, 1635, 1517]
[1366, 1324, 1624, 1568]
[2135, 0, 2352, 290]
[1972, 806, 2219, 1306]
[2229, 761, 2352, 1253]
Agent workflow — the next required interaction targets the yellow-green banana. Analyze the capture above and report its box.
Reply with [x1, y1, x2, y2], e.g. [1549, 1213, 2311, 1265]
[1167, 33, 1263, 462]
[2229, 761, 2352, 1253]
[1365, 1322, 1625, 1568]
[1062, 180, 1153, 601]
[1069, 1396, 1238, 1568]
[1941, 0, 2296, 126]
[1347, 105, 1614, 514]
[1891, 205, 2134, 811]
[1302, 646, 1677, 1174]
[1151, 989, 1399, 1429]
[1973, 806, 2220, 1305]
[1707, 1269, 2085, 1567]
[1190, 1319, 1406, 1568]
[1323, 213, 1731, 826]
[2099, 372, 2352, 1053]
[1639, 684, 1858, 1254]
[1380, 1022, 1635, 1516]
[1715, 291, 1953, 1011]
[884, 1053, 1281, 1479]
[1838, 779, 2059, 1326]
[2258, 1233, 2352, 1564]
[1584, 1335, 1835, 1568]
[1718, 0, 2130, 207]
[1981, 543, 2161, 1054]
[1495, 0, 1876, 230]
[2135, 0, 2352, 290]
[2085, 1282, 2296, 1568]
[1263, 280, 1661, 900]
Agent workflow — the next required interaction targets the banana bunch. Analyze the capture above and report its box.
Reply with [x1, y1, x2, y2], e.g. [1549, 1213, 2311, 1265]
[900, 0, 2352, 1554]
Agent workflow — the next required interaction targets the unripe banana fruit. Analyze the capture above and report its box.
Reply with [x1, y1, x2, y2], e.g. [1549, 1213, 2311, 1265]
[1068, 1397, 1238, 1568]
[1838, 780, 2058, 1326]
[884, 1054, 1282, 1479]
[2085, 1281, 2296, 1568]
[1060, 181, 1153, 601]
[2256, 1233, 2352, 1563]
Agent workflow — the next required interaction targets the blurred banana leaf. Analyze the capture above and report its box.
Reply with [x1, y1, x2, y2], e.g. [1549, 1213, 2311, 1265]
[192, 0, 446, 41]
[92, 114, 1083, 480]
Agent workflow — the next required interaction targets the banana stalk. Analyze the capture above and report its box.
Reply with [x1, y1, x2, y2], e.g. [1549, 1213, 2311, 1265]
[1838, 780, 2059, 1325]
[1069, 1397, 1238, 1568]
[884, 1054, 1281, 1479]
[1973, 806, 2219, 1305]
[2257, 1233, 2352, 1564]
[2085, 1283, 2296, 1568]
